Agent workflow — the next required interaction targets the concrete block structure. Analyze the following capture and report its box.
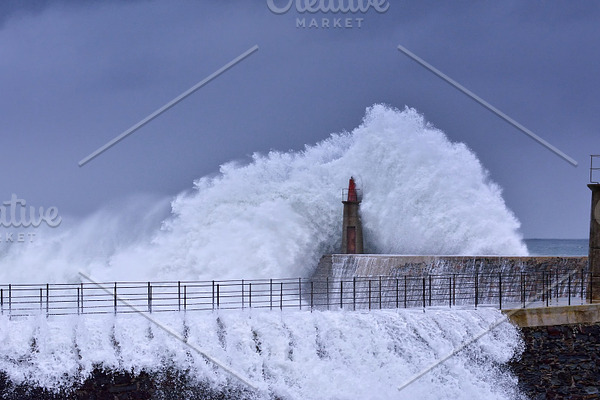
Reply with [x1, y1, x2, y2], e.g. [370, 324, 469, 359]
[588, 183, 600, 301]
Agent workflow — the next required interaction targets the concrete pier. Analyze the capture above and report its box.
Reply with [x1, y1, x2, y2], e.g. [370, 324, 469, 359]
[314, 254, 588, 279]
[504, 303, 600, 328]
[588, 184, 600, 301]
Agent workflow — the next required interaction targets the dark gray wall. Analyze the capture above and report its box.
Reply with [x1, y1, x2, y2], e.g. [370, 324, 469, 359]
[511, 323, 600, 399]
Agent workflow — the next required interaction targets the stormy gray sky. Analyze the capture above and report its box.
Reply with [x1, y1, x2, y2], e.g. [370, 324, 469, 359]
[0, 0, 598, 239]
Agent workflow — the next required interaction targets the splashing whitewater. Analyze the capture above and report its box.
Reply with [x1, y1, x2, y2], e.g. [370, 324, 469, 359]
[0, 104, 526, 283]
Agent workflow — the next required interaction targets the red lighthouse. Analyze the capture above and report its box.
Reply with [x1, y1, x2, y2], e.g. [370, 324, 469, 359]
[342, 177, 363, 254]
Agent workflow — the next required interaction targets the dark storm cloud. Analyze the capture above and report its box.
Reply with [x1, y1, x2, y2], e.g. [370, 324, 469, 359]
[0, 0, 150, 28]
[0, 0, 50, 28]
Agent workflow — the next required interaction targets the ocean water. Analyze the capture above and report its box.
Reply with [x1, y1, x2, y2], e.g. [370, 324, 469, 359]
[0, 105, 530, 399]
[524, 239, 588, 256]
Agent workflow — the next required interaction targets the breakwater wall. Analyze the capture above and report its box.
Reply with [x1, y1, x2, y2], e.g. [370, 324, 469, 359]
[0, 309, 521, 400]
[511, 322, 600, 399]
[3, 321, 598, 400]
[314, 254, 588, 279]
[0, 368, 249, 400]
[3, 320, 597, 400]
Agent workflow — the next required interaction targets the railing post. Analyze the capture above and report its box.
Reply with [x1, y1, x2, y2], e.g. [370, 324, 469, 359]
[249, 283, 252, 308]
[428, 275, 432, 307]
[546, 273, 549, 307]
[280, 282, 283, 310]
[498, 272, 502, 310]
[77, 287, 80, 315]
[184, 285, 187, 311]
[148, 282, 152, 313]
[80, 282, 84, 314]
[545, 272, 548, 305]
[353, 277, 356, 311]
[474, 273, 478, 309]
[368, 280, 372, 310]
[340, 280, 343, 309]
[556, 269, 560, 303]
[212, 281, 215, 310]
[241, 279, 245, 310]
[46, 283, 49, 316]
[8, 284, 11, 317]
[521, 273, 525, 308]
[178, 281, 181, 311]
[404, 276, 407, 308]
[568, 274, 572, 306]
[310, 281, 313, 311]
[422, 278, 426, 309]
[1, 288, 3, 315]
[379, 276, 382, 309]
[396, 278, 399, 309]
[270, 279, 273, 310]
[326, 277, 329, 310]
[298, 278, 302, 310]
[449, 277, 452, 308]
[114, 282, 117, 314]
[581, 268, 584, 303]
[453, 274, 456, 306]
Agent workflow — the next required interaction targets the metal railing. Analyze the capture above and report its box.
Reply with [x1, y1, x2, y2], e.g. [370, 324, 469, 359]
[0, 269, 595, 317]
[341, 188, 362, 202]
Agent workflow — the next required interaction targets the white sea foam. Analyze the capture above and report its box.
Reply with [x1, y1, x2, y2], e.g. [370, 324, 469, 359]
[0, 106, 528, 398]
[0, 104, 526, 283]
[0, 308, 524, 400]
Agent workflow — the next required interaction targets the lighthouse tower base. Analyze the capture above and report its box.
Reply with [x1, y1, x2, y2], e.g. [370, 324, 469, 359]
[341, 177, 363, 254]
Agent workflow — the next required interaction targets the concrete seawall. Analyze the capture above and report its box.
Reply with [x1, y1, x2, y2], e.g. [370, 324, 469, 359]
[314, 254, 588, 279]
[505, 304, 600, 328]
[0, 368, 250, 400]
[503, 303, 600, 398]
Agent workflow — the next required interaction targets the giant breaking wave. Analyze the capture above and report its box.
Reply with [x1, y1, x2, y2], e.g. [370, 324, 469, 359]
[0, 104, 526, 283]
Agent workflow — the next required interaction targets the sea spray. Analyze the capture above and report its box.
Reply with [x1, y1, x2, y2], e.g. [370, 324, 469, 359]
[0, 104, 526, 283]
[0, 194, 170, 283]
[0, 309, 524, 400]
